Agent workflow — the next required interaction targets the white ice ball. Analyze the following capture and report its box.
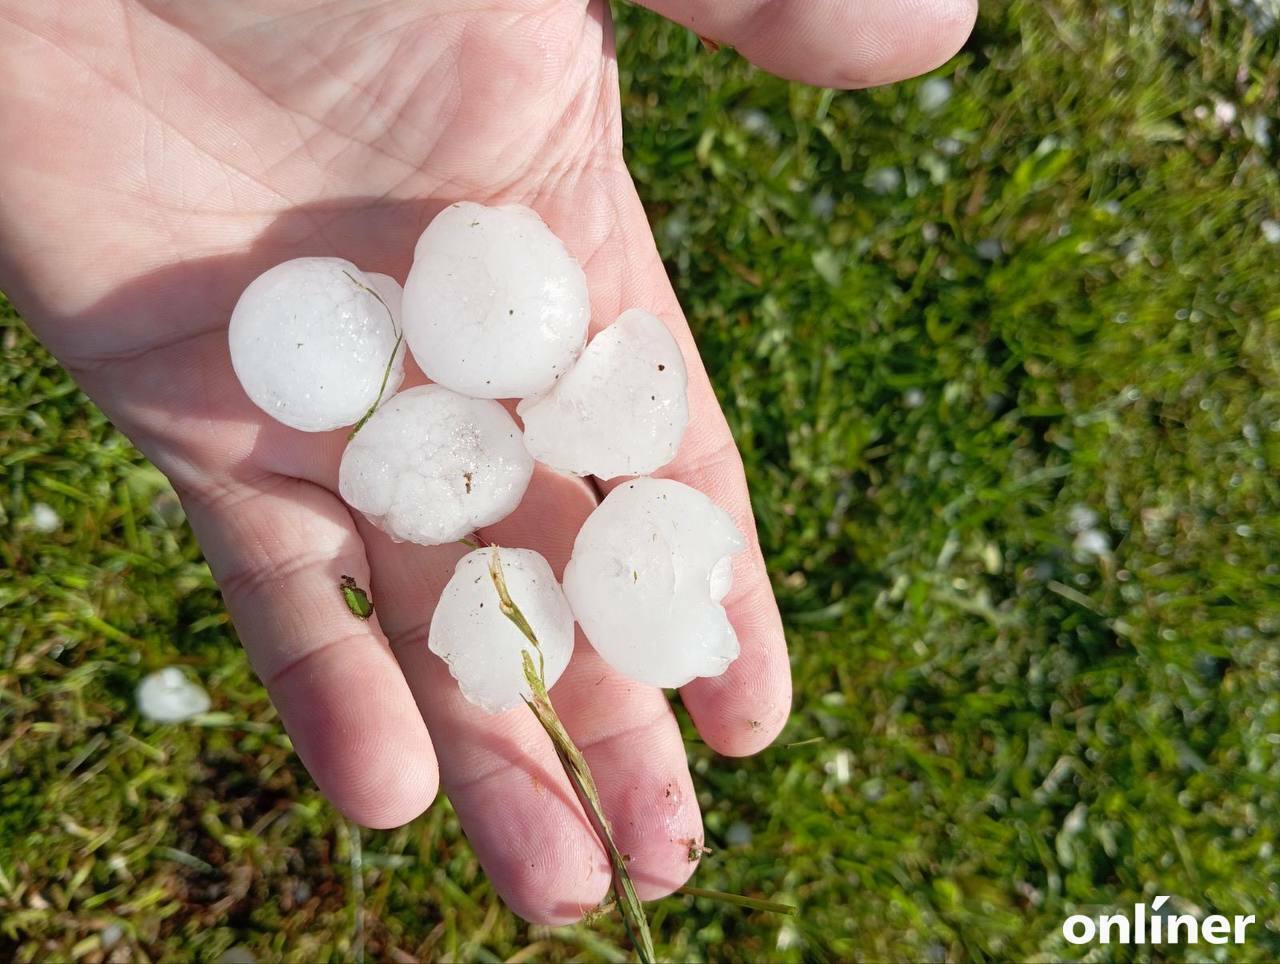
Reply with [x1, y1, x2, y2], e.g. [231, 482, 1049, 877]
[563, 478, 746, 688]
[338, 385, 533, 545]
[136, 667, 211, 723]
[429, 548, 575, 713]
[402, 203, 589, 399]
[229, 257, 405, 432]
[518, 309, 689, 480]
[29, 501, 61, 533]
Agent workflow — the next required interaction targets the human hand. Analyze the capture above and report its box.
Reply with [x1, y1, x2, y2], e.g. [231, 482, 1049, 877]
[0, 0, 975, 922]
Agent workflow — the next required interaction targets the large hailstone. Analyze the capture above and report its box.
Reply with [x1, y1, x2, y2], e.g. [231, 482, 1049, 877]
[229, 257, 405, 432]
[563, 478, 745, 688]
[518, 309, 689, 479]
[338, 385, 533, 545]
[429, 548, 575, 713]
[402, 202, 589, 399]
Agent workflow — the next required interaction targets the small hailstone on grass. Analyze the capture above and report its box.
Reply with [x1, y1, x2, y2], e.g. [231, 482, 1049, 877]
[976, 238, 1004, 261]
[402, 202, 589, 399]
[1073, 528, 1110, 559]
[429, 548, 574, 713]
[30, 501, 61, 533]
[726, 821, 753, 847]
[136, 667, 211, 723]
[518, 309, 689, 480]
[918, 76, 953, 114]
[810, 190, 836, 220]
[563, 478, 745, 688]
[338, 385, 533, 545]
[229, 257, 404, 432]
[865, 166, 902, 195]
[1067, 504, 1099, 532]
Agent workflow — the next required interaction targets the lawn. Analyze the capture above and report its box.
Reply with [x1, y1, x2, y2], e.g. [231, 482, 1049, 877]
[2, 1, 1279, 961]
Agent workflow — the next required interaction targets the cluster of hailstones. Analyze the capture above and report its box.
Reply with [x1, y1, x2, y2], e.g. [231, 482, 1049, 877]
[229, 203, 744, 713]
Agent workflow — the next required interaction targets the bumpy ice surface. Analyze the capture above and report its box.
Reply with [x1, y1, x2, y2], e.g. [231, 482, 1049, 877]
[563, 478, 745, 688]
[228, 257, 405, 432]
[518, 309, 689, 479]
[402, 203, 589, 399]
[338, 385, 533, 545]
[429, 548, 575, 713]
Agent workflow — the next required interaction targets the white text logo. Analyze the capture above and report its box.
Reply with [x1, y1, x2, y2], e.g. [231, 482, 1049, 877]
[1062, 896, 1255, 946]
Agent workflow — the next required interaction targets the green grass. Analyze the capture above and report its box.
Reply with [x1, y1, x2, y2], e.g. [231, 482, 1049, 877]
[3, 1, 1279, 960]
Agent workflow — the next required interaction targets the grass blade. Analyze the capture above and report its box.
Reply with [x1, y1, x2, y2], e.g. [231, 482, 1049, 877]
[487, 548, 656, 964]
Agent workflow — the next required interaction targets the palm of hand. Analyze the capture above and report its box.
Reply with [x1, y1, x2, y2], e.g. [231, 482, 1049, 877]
[0, 0, 975, 922]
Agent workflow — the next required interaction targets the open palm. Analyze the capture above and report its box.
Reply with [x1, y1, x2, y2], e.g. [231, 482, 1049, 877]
[0, 0, 975, 922]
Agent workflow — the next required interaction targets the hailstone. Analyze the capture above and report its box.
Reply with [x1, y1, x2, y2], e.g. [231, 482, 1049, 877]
[229, 257, 405, 432]
[136, 667, 212, 723]
[429, 548, 575, 713]
[364, 271, 403, 322]
[338, 385, 533, 545]
[402, 202, 589, 399]
[563, 478, 746, 688]
[518, 309, 689, 479]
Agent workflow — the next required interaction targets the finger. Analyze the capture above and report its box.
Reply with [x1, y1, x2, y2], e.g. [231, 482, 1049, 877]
[387, 613, 613, 924]
[635, 0, 978, 89]
[551, 643, 705, 898]
[368, 461, 703, 920]
[543, 168, 792, 757]
[183, 473, 439, 829]
[485, 470, 705, 900]
[362, 468, 612, 925]
[211, 325, 635, 918]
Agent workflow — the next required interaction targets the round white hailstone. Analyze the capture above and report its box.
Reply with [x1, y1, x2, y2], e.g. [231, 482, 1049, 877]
[517, 309, 689, 480]
[338, 385, 533, 545]
[402, 202, 589, 399]
[30, 501, 61, 533]
[429, 548, 575, 713]
[563, 478, 746, 688]
[136, 667, 211, 723]
[917, 76, 953, 114]
[229, 257, 405, 432]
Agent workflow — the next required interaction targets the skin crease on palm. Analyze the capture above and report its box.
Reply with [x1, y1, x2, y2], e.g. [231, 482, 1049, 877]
[0, 0, 976, 925]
